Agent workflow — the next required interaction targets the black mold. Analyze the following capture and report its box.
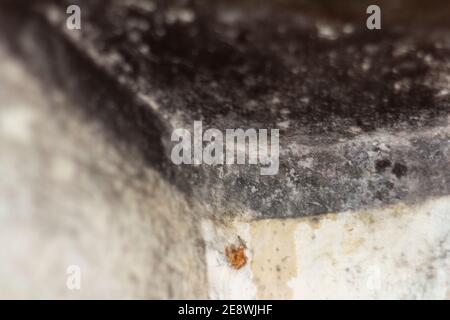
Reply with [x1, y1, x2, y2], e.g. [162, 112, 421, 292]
[0, 0, 449, 218]
[392, 163, 408, 179]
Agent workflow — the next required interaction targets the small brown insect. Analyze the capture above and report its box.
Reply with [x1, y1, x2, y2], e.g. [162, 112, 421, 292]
[225, 239, 247, 270]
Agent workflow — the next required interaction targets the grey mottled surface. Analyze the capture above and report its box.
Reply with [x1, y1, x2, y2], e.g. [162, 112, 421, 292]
[0, 46, 207, 299]
[0, 0, 449, 218]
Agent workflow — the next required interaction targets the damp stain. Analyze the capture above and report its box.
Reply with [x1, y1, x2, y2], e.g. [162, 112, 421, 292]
[250, 219, 298, 299]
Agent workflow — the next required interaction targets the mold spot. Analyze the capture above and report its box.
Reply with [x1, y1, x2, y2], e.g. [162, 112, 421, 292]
[375, 158, 392, 173]
[392, 162, 408, 179]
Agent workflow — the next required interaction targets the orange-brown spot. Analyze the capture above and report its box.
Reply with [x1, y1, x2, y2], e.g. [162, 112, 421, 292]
[225, 244, 247, 270]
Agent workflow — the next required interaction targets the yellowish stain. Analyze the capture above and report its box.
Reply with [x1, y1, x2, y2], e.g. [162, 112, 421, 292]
[342, 237, 365, 255]
[250, 219, 297, 299]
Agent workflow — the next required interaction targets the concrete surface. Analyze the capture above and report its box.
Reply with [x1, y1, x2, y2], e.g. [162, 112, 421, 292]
[203, 197, 450, 299]
[1, 0, 449, 218]
[0, 46, 207, 299]
[0, 0, 449, 299]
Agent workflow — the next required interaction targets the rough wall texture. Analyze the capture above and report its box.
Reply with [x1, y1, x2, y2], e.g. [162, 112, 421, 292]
[0, 47, 207, 299]
[203, 197, 450, 299]
[0, 0, 449, 218]
[0, 0, 449, 299]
